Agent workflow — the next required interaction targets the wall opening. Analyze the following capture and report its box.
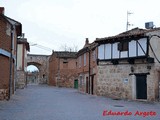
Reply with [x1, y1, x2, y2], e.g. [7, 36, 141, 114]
[27, 65, 39, 85]
[86, 77, 89, 93]
[136, 74, 147, 99]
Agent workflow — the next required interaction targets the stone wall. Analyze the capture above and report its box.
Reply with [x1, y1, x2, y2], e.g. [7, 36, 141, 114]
[16, 70, 26, 89]
[27, 54, 49, 84]
[0, 89, 8, 100]
[49, 53, 78, 88]
[78, 73, 89, 93]
[96, 60, 160, 101]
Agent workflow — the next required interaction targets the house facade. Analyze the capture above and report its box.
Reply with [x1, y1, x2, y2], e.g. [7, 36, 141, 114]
[77, 38, 98, 94]
[16, 36, 30, 89]
[0, 7, 22, 100]
[49, 51, 77, 88]
[95, 28, 160, 101]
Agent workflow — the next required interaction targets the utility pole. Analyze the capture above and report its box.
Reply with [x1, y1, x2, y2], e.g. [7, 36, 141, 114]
[126, 11, 133, 31]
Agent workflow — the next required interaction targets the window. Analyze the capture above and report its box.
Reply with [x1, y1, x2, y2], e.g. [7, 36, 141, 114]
[84, 53, 86, 66]
[118, 42, 128, 51]
[98, 44, 105, 59]
[63, 58, 68, 68]
[63, 58, 68, 63]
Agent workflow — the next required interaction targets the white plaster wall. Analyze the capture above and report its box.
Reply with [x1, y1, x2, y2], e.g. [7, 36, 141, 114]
[105, 44, 111, 59]
[147, 30, 160, 63]
[129, 40, 137, 57]
[138, 38, 147, 56]
[17, 44, 23, 70]
[112, 43, 119, 58]
[98, 44, 104, 59]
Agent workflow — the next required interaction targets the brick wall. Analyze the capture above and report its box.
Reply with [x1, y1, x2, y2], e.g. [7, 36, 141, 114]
[0, 15, 17, 100]
[77, 48, 98, 94]
[49, 55, 58, 86]
[49, 54, 77, 88]
[0, 17, 11, 52]
[0, 56, 9, 100]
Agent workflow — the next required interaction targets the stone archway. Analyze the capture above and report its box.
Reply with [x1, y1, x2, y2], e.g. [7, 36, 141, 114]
[27, 62, 40, 84]
[27, 54, 49, 84]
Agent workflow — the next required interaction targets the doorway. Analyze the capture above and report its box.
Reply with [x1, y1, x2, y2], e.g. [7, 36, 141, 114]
[136, 75, 147, 99]
[86, 77, 89, 93]
[74, 79, 78, 89]
[90, 75, 94, 95]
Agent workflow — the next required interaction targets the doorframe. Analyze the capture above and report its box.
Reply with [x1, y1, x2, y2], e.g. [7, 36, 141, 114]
[90, 75, 94, 95]
[86, 77, 89, 93]
[131, 73, 149, 100]
[158, 71, 160, 101]
[136, 74, 147, 99]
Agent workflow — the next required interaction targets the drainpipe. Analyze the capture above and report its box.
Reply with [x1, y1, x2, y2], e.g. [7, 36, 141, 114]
[8, 25, 14, 100]
[158, 76, 160, 101]
[88, 48, 91, 94]
[57, 57, 60, 87]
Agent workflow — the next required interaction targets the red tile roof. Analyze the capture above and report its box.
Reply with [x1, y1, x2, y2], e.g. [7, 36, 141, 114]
[95, 27, 160, 43]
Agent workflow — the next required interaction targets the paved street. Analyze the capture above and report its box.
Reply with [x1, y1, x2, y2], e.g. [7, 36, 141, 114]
[0, 85, 160, 120]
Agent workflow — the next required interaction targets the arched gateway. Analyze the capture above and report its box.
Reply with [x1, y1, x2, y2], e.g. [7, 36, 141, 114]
[27, 54, 49, 84]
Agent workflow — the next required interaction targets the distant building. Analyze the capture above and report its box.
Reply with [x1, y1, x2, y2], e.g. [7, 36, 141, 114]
[49, 51, 77, 88]
[16, 36, 30, 89]
[0, 7, 22, 100]
[27, 71, 39, 84]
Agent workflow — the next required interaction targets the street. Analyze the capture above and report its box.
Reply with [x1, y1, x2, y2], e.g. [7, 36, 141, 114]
[0, 85, 160, 120]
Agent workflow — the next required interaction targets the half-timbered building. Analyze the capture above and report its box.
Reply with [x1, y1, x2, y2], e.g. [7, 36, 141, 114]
[95, 28, 160, 101]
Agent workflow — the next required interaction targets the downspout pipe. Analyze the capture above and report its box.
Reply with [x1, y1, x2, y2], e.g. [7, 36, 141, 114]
[88, 48, 91, 94]
[57, 56, 60, 87]
[8, 25, 14, 100]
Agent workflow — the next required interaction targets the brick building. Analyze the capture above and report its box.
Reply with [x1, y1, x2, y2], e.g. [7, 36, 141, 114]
[77, 38, 98, 94]
[0, 7, 22, 100]
[49, 51, 77, 88]
[16, 36, 30, 89]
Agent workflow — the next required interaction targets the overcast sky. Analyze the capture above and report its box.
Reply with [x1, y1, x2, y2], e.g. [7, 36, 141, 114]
[1, 0, 160, 55]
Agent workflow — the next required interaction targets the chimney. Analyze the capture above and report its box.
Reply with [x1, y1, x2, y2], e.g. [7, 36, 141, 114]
[85, 38, 89, 45]
[0, 7, 4, 14]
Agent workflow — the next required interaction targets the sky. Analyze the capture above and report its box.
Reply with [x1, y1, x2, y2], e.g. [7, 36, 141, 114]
[27, 65, 39, 72]
[1, 0, 160, 55]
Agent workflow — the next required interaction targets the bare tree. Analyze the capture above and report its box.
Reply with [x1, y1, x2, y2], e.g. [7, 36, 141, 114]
[59, 44, 78, 52]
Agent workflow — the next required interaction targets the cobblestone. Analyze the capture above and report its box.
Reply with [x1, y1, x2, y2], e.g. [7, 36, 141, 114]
[0, 85, 159, 120]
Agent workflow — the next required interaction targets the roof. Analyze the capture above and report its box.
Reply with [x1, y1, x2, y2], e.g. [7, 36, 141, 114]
[0, 14, 22, 36]
[77, 42, 98, 56]
[52, 51, 77, 58]
[27, 54, 50, 57]
[95, 27, 160, 43]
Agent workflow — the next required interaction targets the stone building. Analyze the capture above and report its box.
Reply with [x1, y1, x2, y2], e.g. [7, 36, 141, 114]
[95, 27, 160, 101]
[16, 36, 30, 89]
[27, 54, 49, 84]
[0, 7, 22, 100]
[77, 38, 98, 94]
[49, 51, 77, 88]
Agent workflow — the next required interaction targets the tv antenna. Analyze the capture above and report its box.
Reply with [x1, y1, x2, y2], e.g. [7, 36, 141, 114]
[126, 11, 133, 31]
